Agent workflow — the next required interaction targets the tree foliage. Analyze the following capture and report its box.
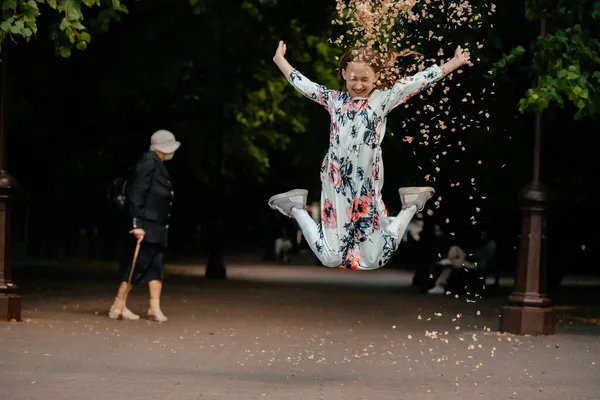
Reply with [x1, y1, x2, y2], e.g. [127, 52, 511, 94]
[0, 0, 128, 57]
[493, 0, 600, 119]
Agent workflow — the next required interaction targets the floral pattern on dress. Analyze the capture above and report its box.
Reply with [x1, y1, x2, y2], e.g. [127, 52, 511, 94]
[286, 65, 443, 270]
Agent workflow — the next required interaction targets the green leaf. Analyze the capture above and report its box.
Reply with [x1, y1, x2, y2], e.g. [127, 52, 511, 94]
[76, 41, 88, 50]
[0, 18, 12, 32]
[66, 2, 83, 21]
[513, 46, 526, 56]
[557, 69, 567, 79]
[574, 86, 589, 99]
[47, 0, 57, 8]
[21, 1, 41, 17]
[1, 0, 16, 11]
[59, 45, 71, 58]
[82, 0, 99, 6]
[79, 31, 91, 43]
[65, 27, 76, 43]
[59, 18, 70, 31]
[9, 20, 24, 34]
[111, 0, 128, 12]
[518, 98, 528, 112]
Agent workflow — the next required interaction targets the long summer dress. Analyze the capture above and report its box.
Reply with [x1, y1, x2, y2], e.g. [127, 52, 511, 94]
[286, 64, 443, 270]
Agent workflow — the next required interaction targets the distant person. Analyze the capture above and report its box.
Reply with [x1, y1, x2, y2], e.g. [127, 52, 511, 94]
[274, 227, 294, 264]
[428, 231, 497, 294]
[403, 212, 425, 244]
[108, 130, 180, 322]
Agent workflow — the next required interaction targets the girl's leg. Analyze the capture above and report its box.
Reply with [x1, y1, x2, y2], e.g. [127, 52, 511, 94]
[369, 188, 433, 268]
[386, 205, 418, 240]
[291, 208, 341, 267]
[356, 206, 418, 270]
[269, 189, 341, 267]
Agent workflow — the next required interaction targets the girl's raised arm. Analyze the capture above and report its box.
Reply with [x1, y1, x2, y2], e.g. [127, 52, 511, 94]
[383, 45, 472, 114]
[273, 40, 337, 110]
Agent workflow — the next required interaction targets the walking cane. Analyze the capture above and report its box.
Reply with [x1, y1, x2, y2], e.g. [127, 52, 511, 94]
[127, 236, 144, 286]
[121, 235, 143, 313]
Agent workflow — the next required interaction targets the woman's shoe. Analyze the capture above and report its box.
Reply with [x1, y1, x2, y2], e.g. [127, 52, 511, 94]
[108, 306, 122, 319]
[121, 308, 140, 320]
[148, 309, 168, 322]
[108, 306, 140, 320]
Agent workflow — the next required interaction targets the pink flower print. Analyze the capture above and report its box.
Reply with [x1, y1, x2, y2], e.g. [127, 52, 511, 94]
[321, 199, 337, 229]
[392, 87, 422, 109]
[330, 122, 339, 141]
[341, 102, 351, 114]
[373, 214, 380, 231]
[346, 195, 372, 222]
[328, 163, 341, 187]
[344, 248, 362, 270]
[372, 163, 380, 180]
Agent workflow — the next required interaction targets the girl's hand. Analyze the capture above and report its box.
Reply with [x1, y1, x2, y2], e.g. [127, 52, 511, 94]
[274, 40, 287, 61]
[454, 45, 472, 67]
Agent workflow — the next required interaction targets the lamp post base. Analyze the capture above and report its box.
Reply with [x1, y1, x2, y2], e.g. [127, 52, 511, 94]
[0, 294, 21, 321]
[501, 304, 555, 336]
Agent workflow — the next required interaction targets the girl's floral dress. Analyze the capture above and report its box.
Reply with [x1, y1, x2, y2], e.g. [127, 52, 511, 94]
[286, 64, 443, 270]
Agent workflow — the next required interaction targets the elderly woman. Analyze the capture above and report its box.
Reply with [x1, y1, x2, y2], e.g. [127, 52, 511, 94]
[108, 130, 181, 322]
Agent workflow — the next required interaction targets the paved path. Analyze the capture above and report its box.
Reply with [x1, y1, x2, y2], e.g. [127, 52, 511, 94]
[1, 263, 599, 399]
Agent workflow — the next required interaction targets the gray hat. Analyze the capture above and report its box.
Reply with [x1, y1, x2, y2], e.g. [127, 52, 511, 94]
[150, 130, 181, 154]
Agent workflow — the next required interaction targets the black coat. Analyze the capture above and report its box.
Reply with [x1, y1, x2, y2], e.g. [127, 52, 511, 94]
[126, 151, 174, 247]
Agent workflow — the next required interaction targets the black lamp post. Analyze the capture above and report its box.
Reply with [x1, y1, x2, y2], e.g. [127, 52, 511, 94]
[0, 42, 22, 322]
[500, 17, 555, 335]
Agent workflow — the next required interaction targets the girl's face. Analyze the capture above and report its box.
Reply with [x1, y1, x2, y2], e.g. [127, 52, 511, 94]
[342, 61, 379, 98]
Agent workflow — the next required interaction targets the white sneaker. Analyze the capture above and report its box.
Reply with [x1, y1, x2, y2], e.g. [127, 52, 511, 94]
[268, 189, 308, 218]
[399, 187, 435, 212]
[148, 309, 168, 322]
[427, 286, 447, 295]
